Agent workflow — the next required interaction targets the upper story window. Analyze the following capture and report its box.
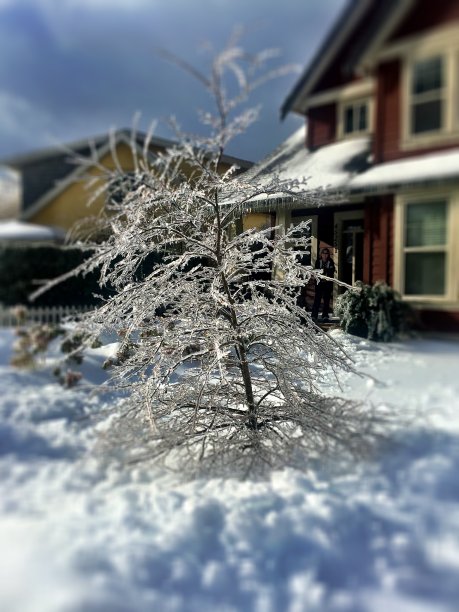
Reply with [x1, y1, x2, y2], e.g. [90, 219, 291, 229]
[339, 97, 372, 139]
[344, 101, 368, 134]
[410, 56, 446, 135]
[399, 27, 459, 148]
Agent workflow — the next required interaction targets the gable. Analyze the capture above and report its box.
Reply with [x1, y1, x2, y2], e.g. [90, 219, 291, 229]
[282, 0, 416, 117]
[389, 0, 459, 41]
[5, 141, 99, 214]
[27, 141, 140, 232]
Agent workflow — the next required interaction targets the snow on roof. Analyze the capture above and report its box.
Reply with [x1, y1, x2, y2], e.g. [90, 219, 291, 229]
[0, 220, 65, 243]
[243, 127, 370, 205]
[243, 126, 459, 209]
[349, 147, 459, 192]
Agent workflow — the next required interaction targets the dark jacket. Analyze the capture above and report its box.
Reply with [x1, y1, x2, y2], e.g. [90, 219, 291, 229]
[314, 257, 335, 279]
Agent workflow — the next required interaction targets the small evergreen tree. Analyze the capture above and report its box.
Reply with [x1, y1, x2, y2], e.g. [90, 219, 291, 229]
[34, 37, 385, 476]
[335, 281, 414, 342]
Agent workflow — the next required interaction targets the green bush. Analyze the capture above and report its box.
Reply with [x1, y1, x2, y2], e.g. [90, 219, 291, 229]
[0, 244, 166, 307]
[335, 281, 413, 342]
[0, 245, 105, 306]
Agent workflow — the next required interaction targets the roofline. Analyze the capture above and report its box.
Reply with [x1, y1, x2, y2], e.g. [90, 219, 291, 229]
[280, 0, 372, 119]
[281, 0, 417, 118]
[1, 129, 177, 168]
[21, 132, 148, 221]
[219, 153, 253, 170]
[243, 175, 459, 212]
[2, 129, 252, 171]
[351, 0, 414, 74]
[19, 133, 253, 221]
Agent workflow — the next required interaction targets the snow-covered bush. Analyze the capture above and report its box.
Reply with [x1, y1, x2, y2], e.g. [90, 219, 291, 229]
[11, 321, 61, 369]
[335, 281, 413, 342]
[33, 37, 387, 476]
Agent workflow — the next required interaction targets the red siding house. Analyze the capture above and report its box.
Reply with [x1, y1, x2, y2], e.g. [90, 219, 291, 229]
[245, 0, 459, 331]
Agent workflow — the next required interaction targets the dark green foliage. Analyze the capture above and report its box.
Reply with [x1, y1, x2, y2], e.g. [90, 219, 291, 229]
[335, 281, 414, 342]
[0, 245, 107, 306]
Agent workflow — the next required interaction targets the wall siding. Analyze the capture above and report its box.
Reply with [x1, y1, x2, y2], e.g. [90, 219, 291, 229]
[31, 143, 138, 232]
[364, 196, 394, 285]
[307, 104, 337, 149]
[374, 60, 401, 163]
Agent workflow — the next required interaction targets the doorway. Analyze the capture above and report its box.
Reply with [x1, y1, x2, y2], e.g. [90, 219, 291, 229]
[334, 211, 364, 288]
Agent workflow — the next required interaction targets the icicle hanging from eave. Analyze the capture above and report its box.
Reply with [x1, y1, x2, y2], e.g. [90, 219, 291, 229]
[242, 186, 357, 215]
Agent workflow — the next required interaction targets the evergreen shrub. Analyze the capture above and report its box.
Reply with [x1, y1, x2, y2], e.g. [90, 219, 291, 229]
[0, 245, 104, 306]
[335, 281, 413, 342]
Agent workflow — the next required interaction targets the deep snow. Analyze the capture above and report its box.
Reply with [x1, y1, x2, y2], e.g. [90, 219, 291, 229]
[0, 327, 458, 612]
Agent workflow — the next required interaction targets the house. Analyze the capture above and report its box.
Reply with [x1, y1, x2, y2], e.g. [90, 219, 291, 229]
[0, 130, 252, 308]
[244, 0, 459, 331]
[0, 130, 252, 239]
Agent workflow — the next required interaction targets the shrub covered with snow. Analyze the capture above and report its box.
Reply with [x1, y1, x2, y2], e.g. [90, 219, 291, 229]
[10, 322, 62, 369]
[335, 281, 413, 342]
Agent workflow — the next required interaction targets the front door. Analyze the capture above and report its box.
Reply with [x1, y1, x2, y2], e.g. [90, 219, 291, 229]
[335, 211, 364, 288]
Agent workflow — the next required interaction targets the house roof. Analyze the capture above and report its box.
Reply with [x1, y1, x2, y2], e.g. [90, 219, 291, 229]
[1, 130, 253, 219]
[241, 127, 371, 208]
[349, 148, 459, 193]
[1, 130, 168, 215]
[242, 126, 459, 210]
[0, 220, 65, 243]
[281, 0, 414, 118]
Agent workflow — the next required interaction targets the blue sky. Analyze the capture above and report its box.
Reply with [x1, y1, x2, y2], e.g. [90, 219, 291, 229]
[0, 0, 347, 162]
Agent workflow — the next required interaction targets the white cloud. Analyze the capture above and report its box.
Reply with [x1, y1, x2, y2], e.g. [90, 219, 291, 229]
[0, 91, 52, 150]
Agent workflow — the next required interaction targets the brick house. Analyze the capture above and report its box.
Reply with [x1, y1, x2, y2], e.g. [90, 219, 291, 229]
[244, 0, 459, 331]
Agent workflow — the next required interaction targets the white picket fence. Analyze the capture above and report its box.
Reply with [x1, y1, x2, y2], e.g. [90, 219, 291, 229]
[0, 305, 93, 327]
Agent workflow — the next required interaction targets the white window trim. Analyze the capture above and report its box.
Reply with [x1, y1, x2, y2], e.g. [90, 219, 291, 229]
[304, 78, 375, 111]
[394, 188, 459, 304]
[337, 96, 374, 140]
[400, 26, 459, 149]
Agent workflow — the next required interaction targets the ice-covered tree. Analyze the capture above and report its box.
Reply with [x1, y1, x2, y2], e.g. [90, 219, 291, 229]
[35, 37, 383, 476]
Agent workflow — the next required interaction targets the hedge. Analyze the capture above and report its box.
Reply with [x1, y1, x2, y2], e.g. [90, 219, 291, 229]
[0, 245, 105, 306]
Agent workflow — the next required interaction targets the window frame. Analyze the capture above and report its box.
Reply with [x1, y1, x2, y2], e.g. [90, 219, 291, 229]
[394, 190, 459, 303]
[409, 55, 446, 135]
[337, 96, 373, 140]
[402, 37, 458, 149]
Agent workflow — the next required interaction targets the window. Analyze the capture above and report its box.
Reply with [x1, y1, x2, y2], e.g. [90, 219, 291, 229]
[402, 199, 448, 296]
[410, 56, 445, 135]
[341, 99, 370, 136]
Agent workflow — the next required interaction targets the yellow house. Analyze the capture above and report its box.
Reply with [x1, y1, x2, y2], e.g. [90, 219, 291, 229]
[0, 130, 252, 239]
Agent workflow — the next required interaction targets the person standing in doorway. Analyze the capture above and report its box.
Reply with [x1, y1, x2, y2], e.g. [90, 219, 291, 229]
[311, 248, 335, 322]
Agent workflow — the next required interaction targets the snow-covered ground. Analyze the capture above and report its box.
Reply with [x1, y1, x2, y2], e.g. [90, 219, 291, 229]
[0, 327, 459, 612]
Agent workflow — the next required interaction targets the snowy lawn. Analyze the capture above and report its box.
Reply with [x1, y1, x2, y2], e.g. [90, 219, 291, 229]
[0, 327, 458, 612]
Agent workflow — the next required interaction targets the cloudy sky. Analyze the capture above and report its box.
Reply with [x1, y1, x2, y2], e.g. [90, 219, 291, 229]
[0, 0, 347, 162]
